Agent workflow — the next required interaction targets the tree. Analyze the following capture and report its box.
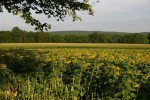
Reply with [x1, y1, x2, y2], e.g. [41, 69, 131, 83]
[0, 31, 11, 42]
[90, 32, 100, 43]
[120, 33, 149, 44]
[64, 34, 77, 43]
[148, 33, 150, 44]
[34, 32, 45, 42]
[11, 27, 26, 43]
[0, 0, 98, 31]
[51, 34, 65, 43]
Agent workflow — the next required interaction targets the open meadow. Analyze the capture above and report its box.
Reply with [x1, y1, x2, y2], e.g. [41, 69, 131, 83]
[0, 43, 150, 49]
[0, 43, 150, 99]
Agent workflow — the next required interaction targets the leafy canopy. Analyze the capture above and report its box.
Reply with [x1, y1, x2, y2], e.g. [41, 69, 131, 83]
[0, 0, 98, 31]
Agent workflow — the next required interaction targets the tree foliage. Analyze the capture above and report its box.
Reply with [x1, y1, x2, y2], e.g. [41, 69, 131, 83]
[0, 0, 98, 31]
[0, 28, 149, 44]
[11, 27, 26, 42]
[90, 32, 99, 43]
[148, 33, 150, 44]
[120, 34, 149, 44]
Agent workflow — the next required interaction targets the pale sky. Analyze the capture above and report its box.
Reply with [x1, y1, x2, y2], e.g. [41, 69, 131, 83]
[0, 0, 150, 32]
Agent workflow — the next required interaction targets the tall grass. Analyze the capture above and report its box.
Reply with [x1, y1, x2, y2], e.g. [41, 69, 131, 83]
[0, 43, 150, 49]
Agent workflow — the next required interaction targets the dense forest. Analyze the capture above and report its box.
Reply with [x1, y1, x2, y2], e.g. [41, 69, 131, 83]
[0, 27, 150, 44]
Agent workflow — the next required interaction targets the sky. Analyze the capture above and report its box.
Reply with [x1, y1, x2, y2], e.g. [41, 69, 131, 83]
[0, 0, 150, 32]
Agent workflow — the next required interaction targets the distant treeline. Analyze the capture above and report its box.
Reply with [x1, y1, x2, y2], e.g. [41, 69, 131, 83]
[0, 27, 150, 44]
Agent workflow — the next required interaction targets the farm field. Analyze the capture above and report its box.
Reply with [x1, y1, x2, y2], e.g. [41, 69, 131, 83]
[0, 43, 150, 49]
[0, 43, 150, 99]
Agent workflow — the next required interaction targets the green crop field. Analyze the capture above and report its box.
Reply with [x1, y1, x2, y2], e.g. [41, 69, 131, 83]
[0, 43, 150, 99]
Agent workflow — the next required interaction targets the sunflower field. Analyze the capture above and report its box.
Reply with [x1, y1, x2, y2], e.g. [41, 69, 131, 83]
[0, 48, 150, 100]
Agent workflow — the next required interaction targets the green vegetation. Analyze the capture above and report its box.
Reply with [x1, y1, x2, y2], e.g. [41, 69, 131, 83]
[148, 33, 150, 44]
[0, 48, 150, 99]
[0, 27, 149, 44]
[0, 27, 150, 99]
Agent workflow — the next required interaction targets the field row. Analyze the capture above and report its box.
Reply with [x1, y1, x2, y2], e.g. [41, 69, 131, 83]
[0, 43, 150, 49]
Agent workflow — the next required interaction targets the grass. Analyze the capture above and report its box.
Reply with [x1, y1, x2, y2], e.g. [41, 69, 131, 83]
[0, 43, 150, 49]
